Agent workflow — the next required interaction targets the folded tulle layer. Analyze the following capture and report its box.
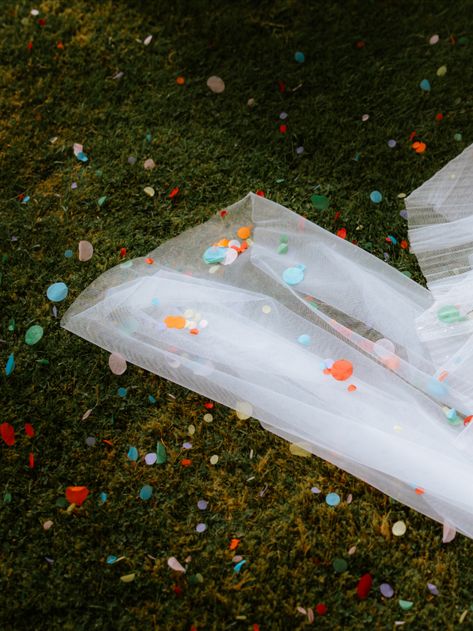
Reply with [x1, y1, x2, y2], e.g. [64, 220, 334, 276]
[62, 150, 473, 538]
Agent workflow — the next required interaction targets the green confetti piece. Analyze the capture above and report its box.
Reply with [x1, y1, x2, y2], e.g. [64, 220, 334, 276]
[399, 599, 414, 610]
[333, 558, 348, 573]
[25, 325, 43, 346]
[156, 442, 167, 464]
[3, 492, 12, 504]
[311, 194, 330, 210]
[98, 196, 107, 207]
[8, 319, 15, 332]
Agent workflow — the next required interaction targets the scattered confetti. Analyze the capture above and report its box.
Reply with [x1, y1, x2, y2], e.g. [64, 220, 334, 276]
[25, 325, 43, 346]
[65, 486, 89, 506]
[325, 492, 340, 506]
[1, 423, 15, 446]
[311, 194, 330, 210]
[399, 599, 413, 611]
[196, 523, 207, 533]
[109, 352, 127, 375]
[78, 240, 94, 261]
[392, 521, 407, 536]
[168, 557, 186, 572]
[357, 573, 373, 599]
[209, 454, 219, 465]
[294, 51, 305, 63]
[235, 401, 253, 420]
[380, 583, 394, 598]
[419, 79, 431, 92]
[370, 190, 383, 203]
[139, 485, 153, 500]
[5, 354, 15, 376]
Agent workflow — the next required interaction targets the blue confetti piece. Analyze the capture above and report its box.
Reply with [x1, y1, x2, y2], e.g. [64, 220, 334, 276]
[127, 446, 138, 461]
[420, 79, 431, 92]
[294, 51, 305, 63]
[76, 151, 88, 162]
[118, 387, 127, 398]
[5, 353, 15, 376]
[370, 190, 383, 203]
[64, 249, 73, 258]
[234, 560, 247, 573]
[139, 485, 153, 501]
[22, 195, 30, 204]
[46, 282, 68, 302]
[106, 555, 118, 564]
[297, 334, 311, 346]
[99, 492, 108, 503]
[148, 395, 157, 404]
[387, 235, 398, 245]
[325, 492, 341, 506]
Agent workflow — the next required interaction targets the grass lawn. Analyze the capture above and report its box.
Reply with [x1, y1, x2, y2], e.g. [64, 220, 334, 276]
[2, 0, 473, 628]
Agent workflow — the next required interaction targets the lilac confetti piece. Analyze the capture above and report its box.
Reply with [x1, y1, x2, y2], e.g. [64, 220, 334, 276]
[311, 486, 321, 494]
[182, 442, 192, 449]
[71, 182, 78, 190]
[52, 306, 58, 318]
[427, 582, 439, 595]
[197, 500, 208, 510]
[145, 452, 157, 465]
[380, 583, 394, 598]
[279, 112, 288, 120]
[196, 523, 207, 533]
[400, 209, 408, 220]
[296, 146, 304, 155]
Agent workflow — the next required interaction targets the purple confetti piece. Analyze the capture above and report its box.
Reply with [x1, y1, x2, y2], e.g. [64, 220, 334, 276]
[197, 499, 208, 510]
[182, 442, 192, 449]
[427, 582, 439, 595]
[196, 522, 207, 533]
[399, 209, 408, 220]
[71, 182, 78, 190]
[380, 583, 394, 598]
[311, 486, 321, 494]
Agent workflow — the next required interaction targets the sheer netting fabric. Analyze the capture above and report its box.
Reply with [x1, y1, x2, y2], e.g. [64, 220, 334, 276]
[62, 147, 473, 538]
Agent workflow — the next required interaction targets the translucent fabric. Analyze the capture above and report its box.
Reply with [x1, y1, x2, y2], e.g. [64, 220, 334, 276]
[62, 151, 473, 538]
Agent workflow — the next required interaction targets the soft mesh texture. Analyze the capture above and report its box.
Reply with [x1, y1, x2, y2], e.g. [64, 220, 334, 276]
[62, 174, 473, 538]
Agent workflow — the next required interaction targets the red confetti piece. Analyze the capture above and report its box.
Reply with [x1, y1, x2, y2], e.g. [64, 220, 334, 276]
[189, 328, 199, 335]
[65, 486, 89, 506]
[253, 625, 260, 631]
[169, 187, 179, 199]
[181, 459, 192, 467]
[204, 402, 214, 409]
[464, 415, 473, 426]
[277, 80, 286, 93]
[27, 41, 33, 50]
[334, 211, 341, 221]
[145, 257, 154, 265]
[18, 193, 25, 201]
[279, 124, 287, 134]
[172, 584, 183, 596]
[357, 573, 373, 599]
[412, 141, 427, 153]
[336, 228, 347, 239]
[219, 210, 228, 218]
[400, 240, 408, 249]
[57, 41, 64, 49]
[37, 18, 46, 26]
[120, 247, 127, 257]
[409, 130, 417, 141]
[436, 112, 444, 121]
[28, 452, 35, 468]
[316, 603, 328, 616]
[25, 423, 35, 437]
[102, 439, 113, 446]
[176, 76, 185, 85]
[1, 423, 15, 446]
[255, 190, 265, 197]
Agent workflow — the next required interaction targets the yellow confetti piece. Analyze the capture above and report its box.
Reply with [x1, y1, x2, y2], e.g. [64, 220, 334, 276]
[437, 65, 447, 77]
[210, 454, 219, 465]
[144, 186, 155, 197]
[188, 424, 195, 436]
[235, 401, 252, 420]
[392, 520, 407, 536]
[120, 573, 135, 583]
[289, 443, 312, 457]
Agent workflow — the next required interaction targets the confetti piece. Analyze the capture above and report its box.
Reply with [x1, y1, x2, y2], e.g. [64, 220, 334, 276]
[412, 141, 426, 153]
[127, 447, 138, 461]
[427, 582, 439, 595]
[234, 560, 246, 572]
[120, 573, 135, 582]
[330, 359, 353, 381]
[24, 423, 35, 437]
[311, 194, 330, 210]
[207, 75, 225, 93]
[196, 523, 207, 533]
[437, 65, 447, 77]
[46, 282, 68, 302]
[419, 79, 431, 91]
[315, 603, 327, 616]
[43, 520, 53, 530]
[324, 492, 341, 508]
[370, 190, 383, 203]
[235, 401, 253, 420]
[117, 387, 127, 398]
[399, 600, 413, 610]
[333, 558, 348, 573]
[168, 557, 186, 572]
[144, 186, 155, 197]
[283, 266, 305, 285]
[139, 485, 153, 500]
[109, 352, 127, 375]
[442, 522, 456, 543]
[430, 34, 439, 44]
[156, 442, 167, 464]
[78, 240, 94, 261]
[198, 500, 208, 510]
[380, 583, 394, 598]
[65, 486, 89, 506]
[97, 196, 107, 207]
[143, 34, 153, 45]
[289, 443, 311, 457]
[209, 454, 219, 465]
[5, 354, 15, 376]
[357, 573, 373, 599]
[145, 453, 157, 465]
[143, 158, 156, 170]
[392, 521, 407, 536]
[294, 51, 305, 63]
[297, 334, 311, 346]
[25, 325, 43, 345]
[1, 423, 15, 446]
[388, 139, 397, 148]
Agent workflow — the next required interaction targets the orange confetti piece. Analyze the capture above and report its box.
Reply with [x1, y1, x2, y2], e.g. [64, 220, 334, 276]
[57, 41, 64, 49]
[169, 187, 179, 199]
[229, 538, 240, 550]
[181, 459, 192, 467]
[145, 257, 154, 264]
[438, 371, 449, 382]
[465, 415, 473, 426]
[330, 359, 353, 381]
[415, 487, 425, 495]
[65, 486, 89, 506]
[412, 141, 427, 153]
[176, 76, 185, 85]
[102, 439, 113, 446]
[189, 328, 199, 335]
[347, 384, 357, 392]
[400, 240, 408, 249]
[237, 226, 251, 240]
[336, 227, 347, 239]
[164, 315, 186, 329]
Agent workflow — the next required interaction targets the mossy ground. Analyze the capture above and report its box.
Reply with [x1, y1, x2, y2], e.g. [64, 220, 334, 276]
[2, 1, 473, 629]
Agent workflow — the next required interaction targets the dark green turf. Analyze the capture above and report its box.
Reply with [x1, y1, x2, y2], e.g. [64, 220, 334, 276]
[2, 1, 473, 629]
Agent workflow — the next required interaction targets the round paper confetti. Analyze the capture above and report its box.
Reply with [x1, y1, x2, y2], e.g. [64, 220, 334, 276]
[333, 558, 348, 573]
[109, 352, 127, 375]
[325, 492, 340, 506]
[388, 139, 397, 148]
[294, 51, 305, 63]
[203, 413, 213, 423]
[330, 359, 353, 381]
[430, 34, 439, 44]
[392, 520, 407, 536]
[47, 282, 68, 302]
[207, 75, 225, 93]
[64, 249, 73, 258]
[139, 485, 153, 500]
[25, 325, 43, 346]
[370, 190, 383, 203]
[399, 599, 413, 610]
[85, 436, 96, 447]
[197, 500, 208, 510]
[127, 446, 138, 461]
[209, 454, 219, 465]
[117, 387, 127, 398]
[196, 522, 207, 533]
[311, 194, 330, 210]
[437, 65, 447, 77]
[235, 401, 252, 420]
[262, 305, 272, 314]
[43, 520, 53, 530]
[297, 334, 311, 346]
[283, 266, 304, 285]
[380, 583, 394, 598]
[420, 79, 431, 92]
[145, 453, 157, 465]
[78, 240, 94, 261]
